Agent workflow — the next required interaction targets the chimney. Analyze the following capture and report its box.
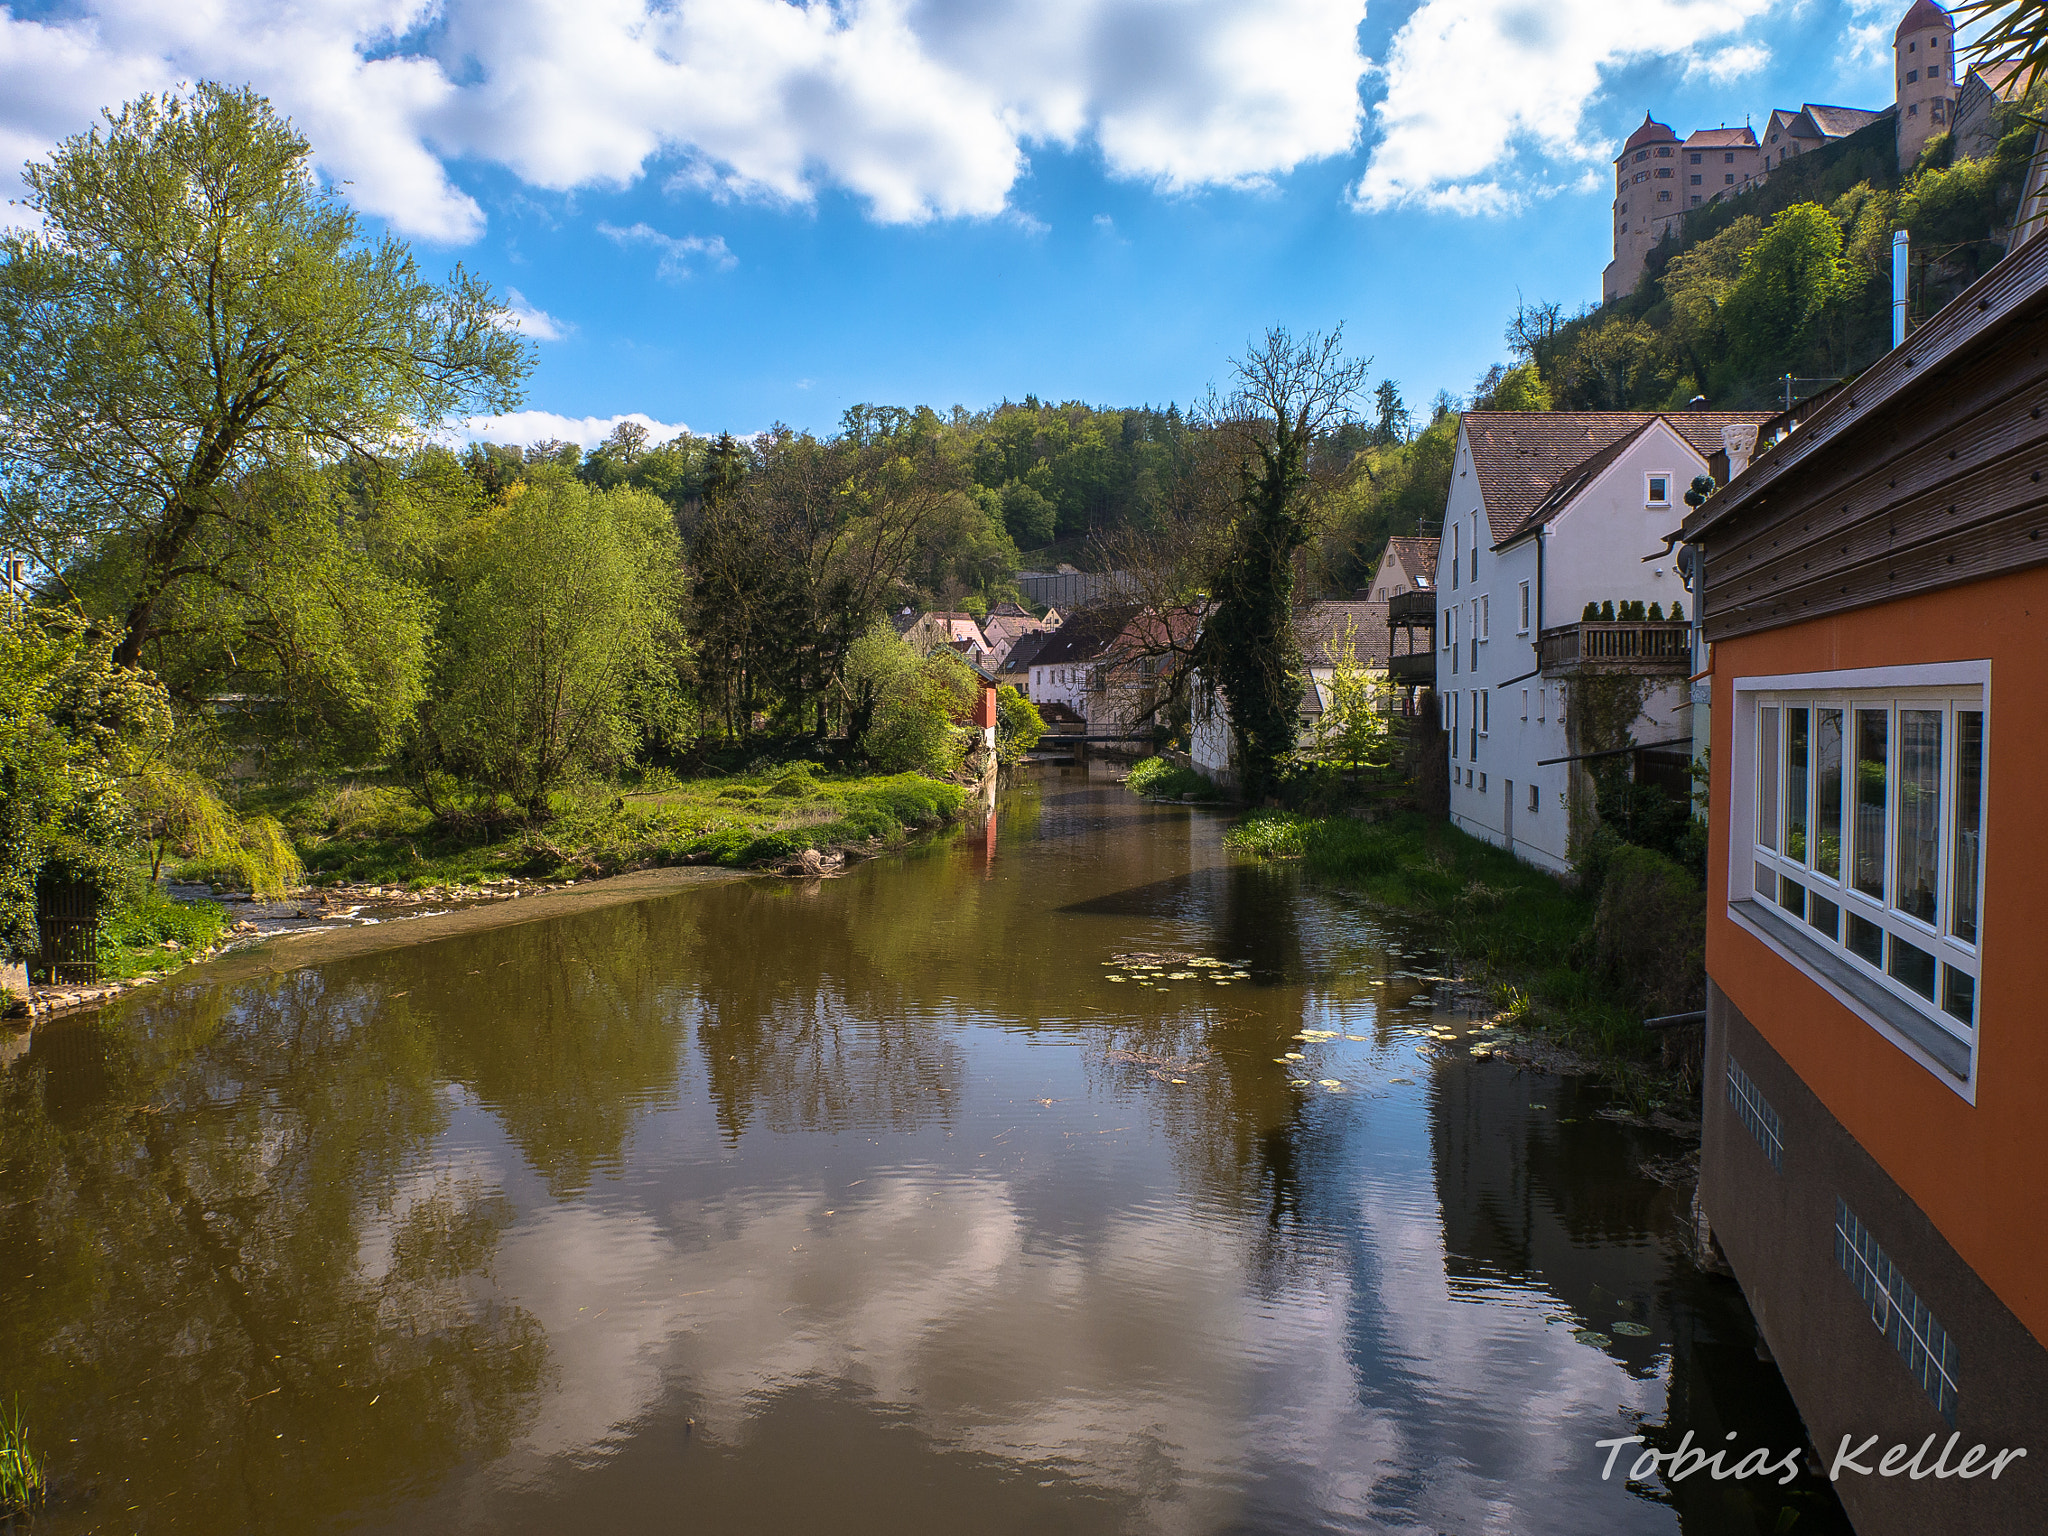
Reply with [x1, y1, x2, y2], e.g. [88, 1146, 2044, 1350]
[1721, 423, 1760, 480]
[1892, 229, 1909, 348]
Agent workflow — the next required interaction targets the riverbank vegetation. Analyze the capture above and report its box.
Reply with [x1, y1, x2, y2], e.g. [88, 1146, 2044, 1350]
[1226, 810, 1704, 1085]
[0, 84, 1031, 987]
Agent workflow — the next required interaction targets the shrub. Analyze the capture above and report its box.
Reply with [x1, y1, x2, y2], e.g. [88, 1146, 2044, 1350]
[1124, 757, 1216, 800]
[1592, 843, 1706, 1017]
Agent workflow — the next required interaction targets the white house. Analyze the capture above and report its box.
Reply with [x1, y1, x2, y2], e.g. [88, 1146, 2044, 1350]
[1435, 410, 1772, 873]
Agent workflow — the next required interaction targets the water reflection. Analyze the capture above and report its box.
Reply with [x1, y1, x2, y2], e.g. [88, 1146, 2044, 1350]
[0, 769, 1847, 1534]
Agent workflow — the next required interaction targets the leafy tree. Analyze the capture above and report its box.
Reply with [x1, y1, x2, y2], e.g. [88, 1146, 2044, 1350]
[862, 649, 976, 777]
[0, 608, 172, 957]
[1721, 202, 1853, 378]
[1549, 316, 1675, 410]
[1470, 362, 1550, 411]
[994, 686, 1045, 764]
[0, 83, 529, 670]
[1200, 327, 1369, 801]
[126, 762, 300, 895]
[411, 475, 683, 818]
[1310, 617, 1391, 772]
[1371, 379, 1412, 445]
[1663, 214, 1762, 387]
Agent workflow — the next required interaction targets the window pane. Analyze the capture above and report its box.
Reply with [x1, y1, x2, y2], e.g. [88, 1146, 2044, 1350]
[1942, 966, 1976, 1028]
[1888, 934, 1938, 1001]
[1951, 710, 1983, 944]
[1779, 875, 1806, 919]
[1786, 708, 1810, 862]
[1758, 706, 1781, 850]
[1853, 709, 1888, 899]
[1755, 861, 1773, 897]
[1815, 709, 1843, 880]
[1809, 892, 1840, 940]
[1847, 912, 1884, 967]
[1894, 709, 1942, 925]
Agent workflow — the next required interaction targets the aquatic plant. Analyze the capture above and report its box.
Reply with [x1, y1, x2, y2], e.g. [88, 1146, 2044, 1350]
[0, 1397, 47, 1515]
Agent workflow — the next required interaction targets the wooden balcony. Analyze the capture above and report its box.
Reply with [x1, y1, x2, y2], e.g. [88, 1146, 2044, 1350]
[1387, 650, 1437, 686]
[1538, 621, 1691, 676]
[1388, 590, 1436, 628]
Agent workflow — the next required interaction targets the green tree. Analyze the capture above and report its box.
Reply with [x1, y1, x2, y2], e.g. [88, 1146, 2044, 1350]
[1663, 214, 1763, 386]
[0, 607, 173, 958]
[1721, 202, 1852, 378]
[1310, 618, 1390, 772]
[1201, 328, 1370, 801]
[0, 83, 529, 670]
[995, 685, 1046, 764]
[412, 475, 683, 818]
[862, 650, 976, 777]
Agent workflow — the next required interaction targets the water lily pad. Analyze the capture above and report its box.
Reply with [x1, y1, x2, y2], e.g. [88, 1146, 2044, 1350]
[1169, 971, 1194, 980]
[1387, 1077, 1414, 1085]
[1611, 1321, 1652, 1337]
[1319, 1079, 1342, 1090]
[1572, 1329, 1612, 1347]
[1283, 1051, 1305, 1060]
[1106, 976, 1126, 982]
[1345, 1034, 1369, 1041]
[1214, 980, 1230, 986]
[1289, 1078, 1312, 1087]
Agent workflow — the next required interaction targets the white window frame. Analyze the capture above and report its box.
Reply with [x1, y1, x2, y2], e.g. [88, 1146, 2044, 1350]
[1478, 594, 1490, 641]
[1479, 689, 1489, 735]
[1518, 581, 1531, 634]
[1520, 688, 1529, 721]
[1450, 523, 1461, 590]
[1469, 512, 1480, 581]
[1730, 662, 1989, 1100]
[1646, 472, 1673, 507]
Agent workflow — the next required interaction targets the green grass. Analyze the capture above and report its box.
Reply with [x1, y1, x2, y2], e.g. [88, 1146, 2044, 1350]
[0, 1397, 46, 1516]
[1123, 757, 1220, 801]
[181, 767, 969, 891]
[97, 885, 231, 980]
[1227, 809, 1661, 1069]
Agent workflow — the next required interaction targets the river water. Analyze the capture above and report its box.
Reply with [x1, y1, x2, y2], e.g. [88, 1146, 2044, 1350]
[0, 770, 1850, 1535]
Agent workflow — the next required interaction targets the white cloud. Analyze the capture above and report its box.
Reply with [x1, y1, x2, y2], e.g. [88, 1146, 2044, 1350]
[1691, 42, 1772, 82]
[1, 0, 1371, 240]
[596, 220, 737, 280]
[1353, 0, 1775, 216]
[454, 410, 693, 449]
[500, 287, 571, 341]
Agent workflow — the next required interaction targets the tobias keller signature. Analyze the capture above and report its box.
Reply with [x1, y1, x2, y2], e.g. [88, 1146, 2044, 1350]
[1597, 1431, 2027, 1484]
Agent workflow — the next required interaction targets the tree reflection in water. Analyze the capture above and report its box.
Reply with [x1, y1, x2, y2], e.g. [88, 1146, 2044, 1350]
[0, 974, 546, 1533]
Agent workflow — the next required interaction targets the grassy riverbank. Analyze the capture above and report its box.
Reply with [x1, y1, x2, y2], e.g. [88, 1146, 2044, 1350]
[206, 765, 970, 890]
[1226, 810, 1698, 1079]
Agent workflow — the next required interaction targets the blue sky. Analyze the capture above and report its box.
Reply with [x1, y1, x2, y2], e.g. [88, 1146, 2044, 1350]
[2, 0, 1940, 443]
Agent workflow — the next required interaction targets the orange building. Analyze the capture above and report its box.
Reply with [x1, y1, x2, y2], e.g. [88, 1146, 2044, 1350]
[1680, 230, 2048, 1533]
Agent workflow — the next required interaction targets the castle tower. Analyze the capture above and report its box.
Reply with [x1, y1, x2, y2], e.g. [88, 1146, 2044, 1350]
[1603, 113, 1681, 304]
[1895, 0, 1960, 168]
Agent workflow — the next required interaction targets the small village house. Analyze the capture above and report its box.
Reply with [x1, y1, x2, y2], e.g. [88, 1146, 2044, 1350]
[1681, 224, 2048, 1536]
[1429, 408, 1771, 874]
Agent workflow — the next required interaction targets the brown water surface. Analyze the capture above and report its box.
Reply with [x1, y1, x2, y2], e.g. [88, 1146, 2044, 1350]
[0, 770, 1848, 1534]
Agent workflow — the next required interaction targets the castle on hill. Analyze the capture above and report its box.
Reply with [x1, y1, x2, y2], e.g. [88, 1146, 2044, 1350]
[1603, 0, 2021, 302]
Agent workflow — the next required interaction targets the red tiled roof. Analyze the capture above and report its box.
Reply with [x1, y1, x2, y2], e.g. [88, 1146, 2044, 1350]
[1463, 411, 1775, 545]
[1381, 534, 1439, 585]
[1025, 605, 1139, 668]
[1895, 0, 1951, 42]
[1622, 113, 1679, 153]
[1685, 127, 1757, 149]
[1801, 104, 1886, 139]
[1296, 601, 1391, 667]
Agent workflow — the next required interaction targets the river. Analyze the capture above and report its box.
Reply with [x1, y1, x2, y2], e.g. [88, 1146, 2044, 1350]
[0, 769, 1849, 1534]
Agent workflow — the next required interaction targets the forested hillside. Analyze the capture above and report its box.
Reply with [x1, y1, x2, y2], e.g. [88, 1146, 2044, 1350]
[1510, 92, 2045, 412]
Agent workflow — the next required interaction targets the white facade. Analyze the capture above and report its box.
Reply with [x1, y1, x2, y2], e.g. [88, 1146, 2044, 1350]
[1027, 661, 1092, 715]
[1436, 420, 1707, 874]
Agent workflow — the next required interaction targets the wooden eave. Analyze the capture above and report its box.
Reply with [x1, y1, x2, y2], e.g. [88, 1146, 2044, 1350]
[1681, 233, 2048, 642]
